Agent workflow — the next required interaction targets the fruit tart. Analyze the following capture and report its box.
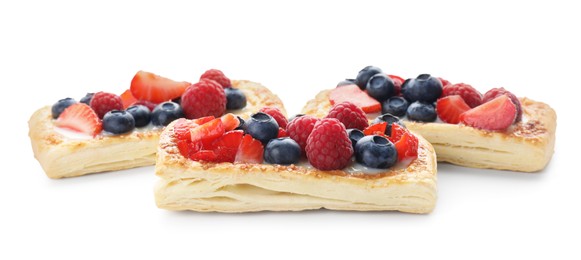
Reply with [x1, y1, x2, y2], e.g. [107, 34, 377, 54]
[154, 103, 437, 214]
[302, 66, 556, 172]
[29, 69, 285, 179]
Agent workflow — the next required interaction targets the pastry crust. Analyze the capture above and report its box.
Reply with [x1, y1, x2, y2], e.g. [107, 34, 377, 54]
[154, 120, 438, 214]
[28, 80, 286, 179]
[302, 89, 557, 172]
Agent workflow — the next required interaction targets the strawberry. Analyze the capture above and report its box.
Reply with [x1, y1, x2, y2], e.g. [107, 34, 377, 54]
[235, 134, 264, 164]
[55, 103, 102, 136]
[190, 150, 219, 162]
[388, 74, 404, 96]
[436, 95, 471, 124]
[459, 95, 517, 131]
[220, 113, 240, 132]
[177, 140, 202, 159]
[277, 127, 288, 138]
[388, 123, 406, 143]
[173, 119, 195, 141]
[190, 118, 225, 147]
[394, 131, 419, 161]
[211, 130, 244, 162]
[329, 84, 381, 113]
[120, 89, 137, 109]
[363, 122, 387, 137]
[130, 71, 190, 103]
[192, 116, 215, 126]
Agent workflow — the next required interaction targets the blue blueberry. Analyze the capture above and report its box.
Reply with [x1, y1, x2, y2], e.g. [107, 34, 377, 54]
[79, 93, 94, 105]
[337, 79, 356, 87]
[264, 137, 301, 165]
[225, 87, 247, 110]
[355, 66, 382, 90]
[403, 74, 443, 103]
[103, 110, 135, 135]
[372, 113, 405, 135]
[245, 112, 279, 144]
[382, 96, 409, 117]
[406, 101, 437, 122]
[51, 98, 76, 119]
[366, 74, 395, 102]
[234, 116, 246, 131]
[355, 135, 398, 169]
[346, 128, 364, 150]
[126, 105, 151, 127]
[151, 101, 184, 126]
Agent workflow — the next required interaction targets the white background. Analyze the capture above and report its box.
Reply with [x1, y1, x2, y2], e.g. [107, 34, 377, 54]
[1, 0, 579, 259]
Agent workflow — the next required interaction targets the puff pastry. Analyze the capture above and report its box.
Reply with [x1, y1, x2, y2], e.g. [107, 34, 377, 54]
[302, 89, 556, 172]
[28, 80, 285, 179]
[154, 120, 438, 214]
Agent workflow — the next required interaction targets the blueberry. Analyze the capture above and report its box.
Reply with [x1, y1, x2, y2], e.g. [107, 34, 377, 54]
[103, 110, 135, 135]
[346, 128, 364, 150]
[79, 93, 94, 105]
[355, 135, 398, 169]
[234, 116, 246, 131]
[245, 112, 279, 144]
[51, 98, 76, 119]
[403, 74, 443, 103]
[126, 105, 151, 127]
[225, 87, 247, 110]
[151, 101, 184, 126]
[264, 137, 301, 165]
[288, 114, 305, 123]
[337, 79, 356, 87]
[382, 96, 409, 117]
[355, 66, 382, 90]
[406, 101, 437, 122]
[366, 74, 395, 102]
[372, 113, 405, 135]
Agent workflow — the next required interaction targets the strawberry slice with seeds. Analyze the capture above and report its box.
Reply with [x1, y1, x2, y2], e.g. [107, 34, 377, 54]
[220, 113, 240, 132]
[436, 95, 471, 124]
[120, 89, 138, 109]
[211, 130, 244, 162]
[363, 122, 387, 137]
[192, 116, 215, 126]
[190, 150, 219, 162]
[388, 123, 406, 143]
[190, 118, 225, 148]
[235, 134, 264, 164]
[329, 84, 381, 113]
[459, 95, 517, 131]
[394, 131, 419, 161]
[55, 103, 102, 137]
[130, 71, 190, 103]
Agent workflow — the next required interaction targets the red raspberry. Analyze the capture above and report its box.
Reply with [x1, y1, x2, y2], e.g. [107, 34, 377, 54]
[200, 69, 231, 88]
[286, 115, 319, 153]
[482, 87, 522, 122]
[181, 79, 226, 119]
[305, 118, 354, 170]
[259, 106, 288, 129]
[442, 83, 483, 108]
[89, 91, 123, 118]
[325, 101, 369, 130]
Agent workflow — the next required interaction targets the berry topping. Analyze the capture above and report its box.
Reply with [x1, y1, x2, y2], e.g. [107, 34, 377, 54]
[366, 74, 396, 102]
[51, 98, 77, 119]
[259, 106, 288, 129]
[329, 84, 381, 113]
[181, 79, 226, 119]
[225, 87, 247, 110]
[381, 96, 409, 117]
[483, 87, 522, 122]
[220, 113, 240, 132]
[126, 105, 151, 127]
[442, 83, 483, 108]
[438, 77, 452, 88]
[346, 128, 365, 150]
[305, 118, 353, 170]
[264, 137, 301, 165]
[406, 101, 437, 122]
[130, 100, 157, 111]
[120, 89, 138, 109]
[325, 101, 369, 130]
[337, 79, 356, 87]
[372, 113, 404, 135]
[102, 110, 135, 135]
[200, 69, 231, 88]
[403, 74, 443, 103]
[234, 116, 246, 131]
[244, 112, 279, 144]
[354, 135, 397, 169]
[288, 114, 305, 122]
[211, 130, 244, 163]
[436, 95, 471, 124]
[363, 122, 387, 137]
[151, 101, 184, 126]
[190, 150, 218, 162]
[235, 134, 264, 164]
[90, 92, 123, 119]
[459, 95, 517, 131]
[190, 118, 225, 147]
[355, 66, 382, 90]
[390, 124, 419, 161]
[387, 75, 404, 96]
[55, 103, 102, 136]
[286, 115, 319, 153]
[130, 71, 190, 103]
[277, 127, 288, 138]
[79, 93, 94, 105]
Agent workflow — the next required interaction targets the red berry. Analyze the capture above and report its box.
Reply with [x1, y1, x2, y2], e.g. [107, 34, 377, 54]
[173, 118, 195, 141]
[55, 103, 102, 136]
[181, 79, 226, 119]
[277, 127, 288, 138]
[388, 123, 406, 143]
[259, 106, 288, 129]
[305, 118, 354, 170]
[442, 83, 483, 108]
[363, 122, 387, 137]
[130, 71, 190, 103]
[90, 91, 123, 119]
[436, 95, 471, 124]
[190, 118, 225, 148]
[482, 87, 522, 122]
[325, 101, 369, 130]
[129, 100, 157, 111]
[388, 74, 404, 96]
[235, 134, 264, 164]
[120, 89, 137, 109]
[438, 77, 452, 87]
[200, 69, 232, 88]
[192, 116, 215, 126]
[220, 113, 240, 131]
[329, 84, 381, 113]
[212, 130, 244, 163]
[190, 150, 219, 162]
[459, 95, 517, 131]
[394, 130, 419, 161]
[286, 115, 319, 153]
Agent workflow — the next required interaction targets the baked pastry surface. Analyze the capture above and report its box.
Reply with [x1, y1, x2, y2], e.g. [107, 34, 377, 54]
[302, 89, 556, 172]
[29, 80, 285, 179]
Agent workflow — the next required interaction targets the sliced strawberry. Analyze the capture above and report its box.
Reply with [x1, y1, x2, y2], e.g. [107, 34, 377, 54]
[55, 103, 102, 136]
[211, 130, 244, 162]
[220, 113, 240, 132]
[459, 95, 517, 131]
[394, 131, 419, 161]
[329, 84, 381, 113]
[190, 150, 219, 162]
[436, 95, 471, 124]
[192, 116, 215, 126]
[177, 139, 202, 159]
[173, 118, 195, 141]
[190, 118, 225, 147]
[130, 71, 190, 103]
[235, 134, 264, 164]
[363, 122, 387, 137]
[120, 89, 138, 109]
[277, 127, 288, 138]
[388, 123, 406, 143]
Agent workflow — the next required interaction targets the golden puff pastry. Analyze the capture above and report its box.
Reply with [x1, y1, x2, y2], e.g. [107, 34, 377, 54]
[302, 89, 556, 172]
[29, 80, 286, 179]
[154, 120, 437, 214]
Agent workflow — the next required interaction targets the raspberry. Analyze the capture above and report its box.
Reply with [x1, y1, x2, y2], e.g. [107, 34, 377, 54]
[259, 106, 288, 129]
[305, 118, 354, 170]
[482, 87, 522, 122]
[89, 91, 123, 118]
[325, 102, 369, 130]
[442, 83, 483, 108]
[438, 77, 452, 87]
[200, 69, 231, 88]
[286, 115, 319, 153]
[181, 79, 226, 119]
